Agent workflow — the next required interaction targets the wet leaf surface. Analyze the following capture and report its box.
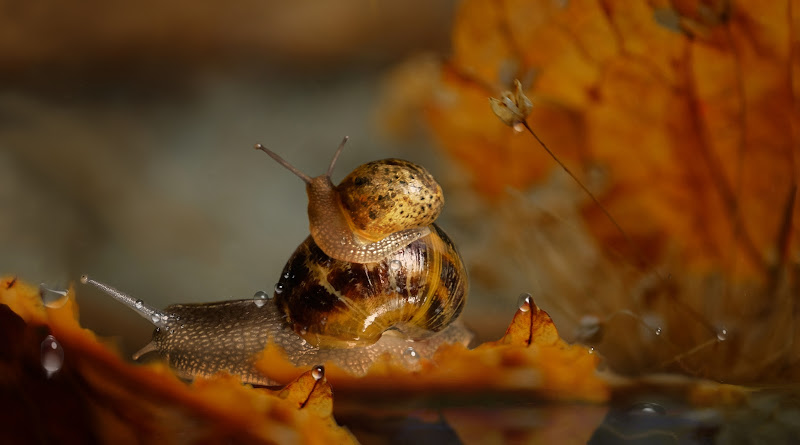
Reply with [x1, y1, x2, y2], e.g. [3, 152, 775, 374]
[0, 277, 356, 444]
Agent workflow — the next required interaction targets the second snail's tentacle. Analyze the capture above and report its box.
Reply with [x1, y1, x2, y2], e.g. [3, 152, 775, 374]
[326, 136, 349, 178]
[306, 175, 429, 263]
[80, 275, 170, 329]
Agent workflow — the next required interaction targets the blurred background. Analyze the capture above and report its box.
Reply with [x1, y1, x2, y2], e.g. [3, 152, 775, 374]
[3, 0, 798, 387]
[0, 0, 483, 356]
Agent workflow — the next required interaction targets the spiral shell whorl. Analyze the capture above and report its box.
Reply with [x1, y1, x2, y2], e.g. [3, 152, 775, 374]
[274, 224, 467, 348]
[337, 159, 444, 240]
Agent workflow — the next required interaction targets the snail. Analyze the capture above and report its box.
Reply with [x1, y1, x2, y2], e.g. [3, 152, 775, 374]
[81, 137, 471, 385]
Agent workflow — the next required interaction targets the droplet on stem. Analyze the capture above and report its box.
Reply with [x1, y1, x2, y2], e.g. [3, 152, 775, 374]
[274, 282, 285, 294]
[390, 260, 402, 271]
[716, 327, 728, 342]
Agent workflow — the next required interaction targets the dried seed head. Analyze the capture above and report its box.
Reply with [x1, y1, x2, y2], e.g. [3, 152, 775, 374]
[489, 79, 532, 127]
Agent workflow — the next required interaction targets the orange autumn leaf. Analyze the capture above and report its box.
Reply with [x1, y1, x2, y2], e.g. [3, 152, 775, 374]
[424, 0, 799, 278]
[3, 274, 757, 445]
[380, 0, 800, 384]
[0, 276, 357, 445]
[257, 295, 608, 403]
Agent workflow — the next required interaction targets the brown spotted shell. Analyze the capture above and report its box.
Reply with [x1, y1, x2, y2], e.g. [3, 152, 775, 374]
[274, 224, 467, 348]
[336, 159, 444, 241]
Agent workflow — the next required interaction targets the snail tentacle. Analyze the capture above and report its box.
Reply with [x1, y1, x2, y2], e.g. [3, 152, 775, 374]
[132, 342, 159, 360]
[80, 275, 170, 329]
[325, 136, 349, 178]
[254, 143, 313, 184]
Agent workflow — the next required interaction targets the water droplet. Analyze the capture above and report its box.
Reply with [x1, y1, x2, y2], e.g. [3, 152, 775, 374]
[390, 260, 402, 271]
[588, 347, 595, 354]
[512, 122, 525, 133]
[169, 329, 175, 334]
[320, 317, 327, 326]
[40, 335, 64, 376]
[253, 290, 270, 308]
[283, 272, 290, 279]
[135, 299, 143, 309]
[311, 365, 325, 381]
[641, 314, 664, 337]
[151, 314, 161, 324]
[626, 402, 666, 416]
[517, 292, 532, 311]
[39, 284, 69, 309]
[274, 282, 285, 294]
[716, 328, 728, 342]
[403, 346, 419, 361]
[299, 326, 308, 335]
[576, 315, 604, 344]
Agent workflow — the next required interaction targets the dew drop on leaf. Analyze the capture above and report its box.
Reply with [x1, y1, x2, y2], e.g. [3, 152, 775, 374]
[40, 335, 64, 377]
[39, 284, 69, 309]
[517, 292, 532, 312]
[311, 365, 325, 381]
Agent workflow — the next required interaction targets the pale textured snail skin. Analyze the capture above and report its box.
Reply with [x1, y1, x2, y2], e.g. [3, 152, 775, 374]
[148, 299, 471, 386]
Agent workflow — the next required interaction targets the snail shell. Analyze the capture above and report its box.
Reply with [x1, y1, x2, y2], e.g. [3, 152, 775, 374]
[277, 223, 467, 348]
[336, 159, 444, 241]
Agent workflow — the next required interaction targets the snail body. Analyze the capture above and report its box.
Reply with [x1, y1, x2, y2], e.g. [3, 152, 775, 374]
[82, 137, 470, 385]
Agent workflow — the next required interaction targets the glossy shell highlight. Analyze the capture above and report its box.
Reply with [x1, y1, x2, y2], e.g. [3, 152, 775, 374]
[275, 224, 467, 348]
